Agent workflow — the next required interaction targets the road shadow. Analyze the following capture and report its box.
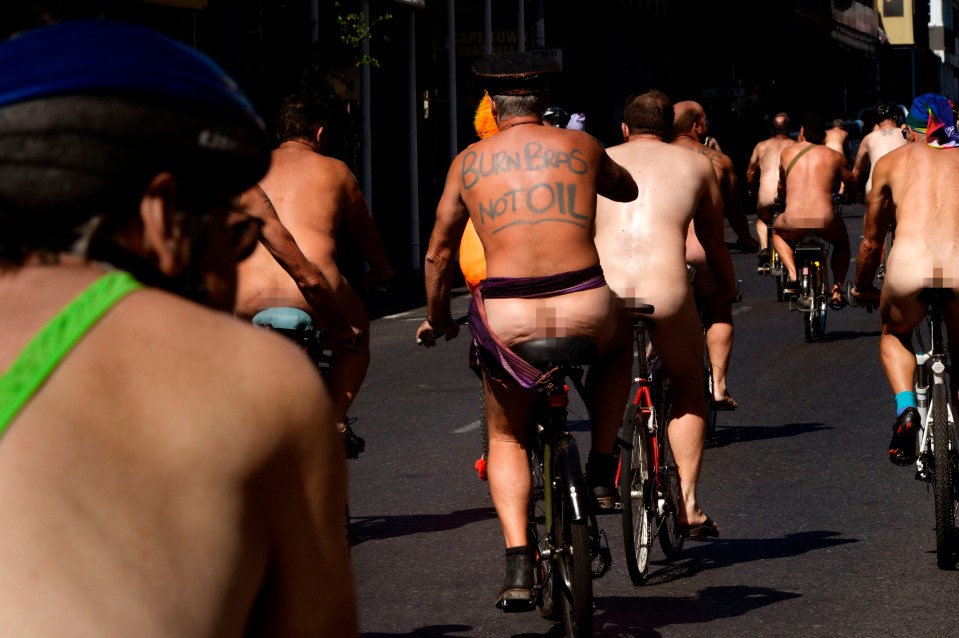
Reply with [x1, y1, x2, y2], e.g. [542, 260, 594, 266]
[821, 329, 882, 342]
[707, 421, 831, 448]
[587, 531, 853, 635]
[594, 585, 802, 637]
[349, 506, 497, 546]
[361, 625, 474, 637]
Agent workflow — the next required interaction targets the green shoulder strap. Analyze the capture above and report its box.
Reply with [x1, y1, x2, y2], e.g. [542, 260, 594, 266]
[784, 143, 818, 180]
[0, 270, 144, 436]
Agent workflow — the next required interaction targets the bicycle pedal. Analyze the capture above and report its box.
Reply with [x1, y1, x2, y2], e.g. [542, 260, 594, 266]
[591, 534, 612, 579]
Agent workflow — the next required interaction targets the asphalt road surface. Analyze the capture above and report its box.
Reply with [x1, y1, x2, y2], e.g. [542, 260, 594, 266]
[348, 204, 959, 637]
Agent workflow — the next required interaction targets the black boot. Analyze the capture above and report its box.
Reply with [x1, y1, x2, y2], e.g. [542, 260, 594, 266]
[586, 452, 619, 511]
[495, 546, 535, 612]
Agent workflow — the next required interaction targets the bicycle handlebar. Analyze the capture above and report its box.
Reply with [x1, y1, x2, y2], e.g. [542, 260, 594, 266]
[417, 314, 469, 346]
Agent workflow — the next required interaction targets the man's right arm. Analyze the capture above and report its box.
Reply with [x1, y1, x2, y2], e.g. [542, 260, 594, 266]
[851, 136, 870, 199]
[745, 145, 761, 197]
[855, 155, 895, 291]
[417, 159, 470, 346]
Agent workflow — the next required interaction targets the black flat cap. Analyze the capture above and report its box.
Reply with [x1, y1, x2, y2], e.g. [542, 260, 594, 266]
[472, 51, 559, 96]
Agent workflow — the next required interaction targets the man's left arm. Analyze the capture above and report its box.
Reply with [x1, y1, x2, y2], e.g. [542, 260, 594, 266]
[694, 172, 738, 304]
[597, 151, 638, 203]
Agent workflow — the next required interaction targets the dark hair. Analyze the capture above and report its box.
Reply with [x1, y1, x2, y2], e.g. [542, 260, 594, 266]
[275, 93, 331, 143]
[876, 102, 902, 124]
[623, 89, 673, 137]
[492, 93, 547, 120]
[801, 112, 827, 144]
[770, 112, 790, 136]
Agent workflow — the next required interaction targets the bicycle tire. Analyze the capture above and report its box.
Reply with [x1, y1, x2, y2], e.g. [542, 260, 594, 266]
[554, 503, 593, 637]
[803, 261, 827, 341]
[529, 443, 559, 620]
[656, 382, 685, 559]
[620, 406, 654, 585]
[931, 380, 957, 569]
[774, 269, 787, 303]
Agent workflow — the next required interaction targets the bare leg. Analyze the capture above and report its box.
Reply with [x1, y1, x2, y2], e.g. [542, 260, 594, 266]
[880, 329, 917, 395]
[484, 372, 535, 548]
[756, 218, 769, 251]
[827, 220, 851, 301]
[583, 327, 632, 455]
[773, 230, 796, 281]
[649, 296, 711, 527]
[703, 302, 735, 406]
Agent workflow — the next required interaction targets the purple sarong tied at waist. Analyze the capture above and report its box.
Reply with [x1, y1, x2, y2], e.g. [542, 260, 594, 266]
[468, 265, 606, 390]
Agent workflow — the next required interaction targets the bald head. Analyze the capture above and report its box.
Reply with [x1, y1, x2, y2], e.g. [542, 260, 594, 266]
[771, 112, 790, 136]
[673, 100, 706, 139]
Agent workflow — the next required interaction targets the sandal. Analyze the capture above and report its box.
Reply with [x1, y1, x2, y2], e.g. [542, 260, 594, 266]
[828, 286, 848, 310]
[676, 514, 720, 539]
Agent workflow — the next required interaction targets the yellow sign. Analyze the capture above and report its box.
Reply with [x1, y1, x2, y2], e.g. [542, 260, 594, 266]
[879, 0, 913, 45]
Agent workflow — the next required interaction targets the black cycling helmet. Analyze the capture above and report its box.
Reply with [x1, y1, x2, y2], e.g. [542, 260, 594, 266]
[0, 19, 270, 223]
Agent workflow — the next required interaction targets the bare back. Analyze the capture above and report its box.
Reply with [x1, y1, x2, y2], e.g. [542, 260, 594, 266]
[869, 143, 959, 301]
[235, 144, 364, 323]
[440, 123, 631, 347]
[778, 142, 850, 230]
[853, 126, 908, 195]
[0, 266, 356, 637]
[748, 136, 795, 209]
[595, 138, 721, 317]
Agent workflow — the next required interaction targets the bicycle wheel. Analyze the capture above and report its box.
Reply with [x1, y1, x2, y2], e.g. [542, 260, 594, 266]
[804, 262, 827, 341]
[553, 499, 593, 637]
[619, 405, 654, 585]
[656, 382, 685, 559]
[931, 381, 957, 569]
[529, 445, 559, 620]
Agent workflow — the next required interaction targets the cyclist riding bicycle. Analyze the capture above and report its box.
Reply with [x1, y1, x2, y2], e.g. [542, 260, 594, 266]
[416, 51, 637, 612]
[773, 112, 857, 309]
[851, 93, 959, 466]
[235, 94, 394, 460]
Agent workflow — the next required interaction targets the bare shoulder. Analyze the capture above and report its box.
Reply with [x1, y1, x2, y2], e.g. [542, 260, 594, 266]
[117, 289, 326, 423]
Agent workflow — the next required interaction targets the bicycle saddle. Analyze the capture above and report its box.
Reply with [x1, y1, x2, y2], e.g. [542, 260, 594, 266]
[918, 288, 956, 304]
[252, 307, 314, 331]
[511, 336, 598, 369]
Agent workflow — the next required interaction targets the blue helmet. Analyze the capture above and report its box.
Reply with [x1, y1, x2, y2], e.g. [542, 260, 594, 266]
[0, 19, 270, 219]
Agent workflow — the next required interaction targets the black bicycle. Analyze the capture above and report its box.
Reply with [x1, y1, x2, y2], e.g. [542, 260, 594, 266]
[788, 236, 830, 342]
[515, 336, 610, 638]
[618, 310, 685, 585]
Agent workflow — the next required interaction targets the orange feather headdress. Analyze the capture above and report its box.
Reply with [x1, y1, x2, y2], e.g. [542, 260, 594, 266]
[473, 91, 499, 140]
